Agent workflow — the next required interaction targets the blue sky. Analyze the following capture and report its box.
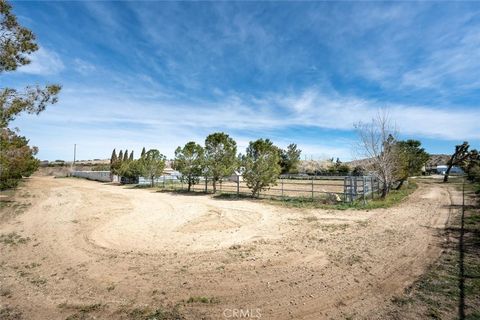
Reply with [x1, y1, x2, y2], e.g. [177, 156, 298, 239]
[3, 1, 480, 161]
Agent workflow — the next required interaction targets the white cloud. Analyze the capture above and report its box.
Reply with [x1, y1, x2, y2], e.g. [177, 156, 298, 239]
[36, 87, 480, 142]
[19, 47, 64, 75]
[16, 86, 480, 160]
[73, 58, 96, 75]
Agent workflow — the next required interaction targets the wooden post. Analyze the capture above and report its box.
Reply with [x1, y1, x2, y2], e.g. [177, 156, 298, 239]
[311, 176, 314, 200]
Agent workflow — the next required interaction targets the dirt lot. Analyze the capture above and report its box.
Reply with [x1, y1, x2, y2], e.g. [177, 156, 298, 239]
[0, 176, 460, 319]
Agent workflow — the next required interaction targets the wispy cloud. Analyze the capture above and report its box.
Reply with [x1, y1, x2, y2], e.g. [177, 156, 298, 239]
[5, 2, 480, 160]
[18, 47, 64, 75]
[73, 58, 96, 75]
[13, 86, 480, 160]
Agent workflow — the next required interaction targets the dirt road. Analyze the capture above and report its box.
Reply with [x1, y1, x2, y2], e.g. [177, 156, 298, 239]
[0, 176, 459, 319]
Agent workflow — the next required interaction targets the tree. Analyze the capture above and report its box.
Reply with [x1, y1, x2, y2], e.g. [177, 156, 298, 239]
[118, 159, 143, 182]
[110, 149, 117, 164]
[123, 149, 129, 162]
[352, 165, 365, 176]
[0, 128, 39, 189]
[328, 158, 350, 175]
[0, 0, 61, 127]
[204, 132, 237, 193]
[174, 141, 205, 192]
[279, 143, 301, 174]
[462, 149, 480, 183]
[129, 150, 134, 161]
[118, 150, 123, 164]
[444, 142, 474, 182]
[109, 148, 118, 175]
[354, 111, 398, 198]
[394, 140, 429, 189]
[1, 0, 37, 71]
[0, 0, 61, 188]
[242, 139, 281, 197]
[141, 147, 146, 158]
[1, 86, 61, 128]
[140, 149, 166, 187]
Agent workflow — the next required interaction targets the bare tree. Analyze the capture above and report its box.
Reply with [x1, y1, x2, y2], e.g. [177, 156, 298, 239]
[354, 111, 398, 198]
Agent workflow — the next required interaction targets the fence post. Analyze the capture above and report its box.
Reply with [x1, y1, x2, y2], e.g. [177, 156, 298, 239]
[343, 177, 347, 203]
[371, 176, 374, 200]
[237, 175, 240, 197]
[350, 176, 354, 202]
[311, 176, 314, 200]
[362, 176, 366, 204]
[354, 177, 357, 201]
[205, 177, 208, 193]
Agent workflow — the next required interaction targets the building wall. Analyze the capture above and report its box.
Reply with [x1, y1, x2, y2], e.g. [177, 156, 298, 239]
[72, 171, 111, 182]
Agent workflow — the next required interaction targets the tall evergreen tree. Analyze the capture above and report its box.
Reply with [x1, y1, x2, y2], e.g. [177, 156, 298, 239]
[129, 150, 134, 161]
[279, 143, 302, 174]
[110, 149, 117, 164]
[141, 147, 146, 158]
[123, 149, 129, 162]
[118, 150, 123, 163]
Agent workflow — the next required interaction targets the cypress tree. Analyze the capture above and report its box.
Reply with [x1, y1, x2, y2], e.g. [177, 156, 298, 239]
[141, 147, 146, 158]
[129, 150, 134, 161]
[118, 150, 124, 163]
[110, 149, 117, 164]
[123, 149, 129, 162]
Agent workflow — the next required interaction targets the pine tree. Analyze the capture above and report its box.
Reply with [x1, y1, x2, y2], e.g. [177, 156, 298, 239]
[118, 150, 124, 163]
[123, 149, 129, 162]
[110, 149, 117, 164]
[141, 147, 146, 158]
[129, 150, 134, 161]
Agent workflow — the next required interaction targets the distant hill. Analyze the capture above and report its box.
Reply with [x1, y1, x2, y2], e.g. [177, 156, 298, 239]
[426, 154, 450, 167]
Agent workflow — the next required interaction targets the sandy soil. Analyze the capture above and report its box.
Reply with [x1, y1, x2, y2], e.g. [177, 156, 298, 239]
[0, 176, 459, 319]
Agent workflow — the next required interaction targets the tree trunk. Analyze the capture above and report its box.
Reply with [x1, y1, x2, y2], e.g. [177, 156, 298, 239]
[395, 179, 405, 190]
[443, 164, 453, 182]
[212, 180, 216, 193]
[380, 183, 389, 198]
[187, 182, 191, 192]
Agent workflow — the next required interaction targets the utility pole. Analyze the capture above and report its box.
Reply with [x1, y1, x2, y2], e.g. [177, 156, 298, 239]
[72, 144, 76, 171]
